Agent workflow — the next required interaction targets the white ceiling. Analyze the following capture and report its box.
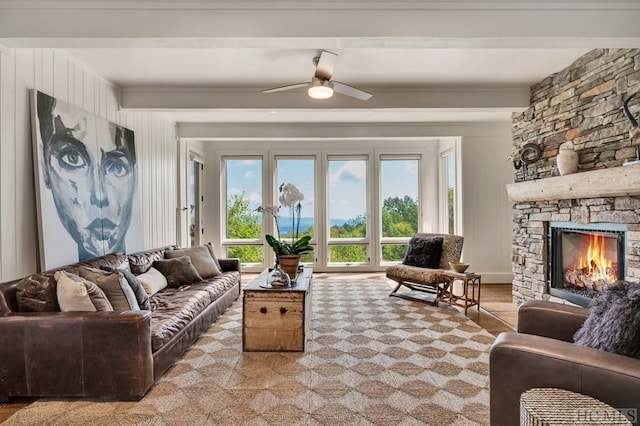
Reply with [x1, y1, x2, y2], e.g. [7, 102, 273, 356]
[1, 1, 638, 124]
[63, 48, 591, 87]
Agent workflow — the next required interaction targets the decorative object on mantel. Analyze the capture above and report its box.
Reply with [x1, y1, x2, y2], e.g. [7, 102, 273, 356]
[508, 142, 542, 180]
[257, 183, 313, 279]
[556, 141, 579, 175]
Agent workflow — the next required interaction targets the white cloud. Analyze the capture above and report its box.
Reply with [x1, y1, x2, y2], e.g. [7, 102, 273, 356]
[247, 192, 262, 207]
[329, 161, 366, 185]
[238, 159, 257, 165]
[227, 187, 242, 196]
[405, 160, 418, 176]
[244, 170, 253, 179]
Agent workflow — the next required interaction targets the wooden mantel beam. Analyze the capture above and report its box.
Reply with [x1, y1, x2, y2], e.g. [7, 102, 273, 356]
[506, 165, 640, 202]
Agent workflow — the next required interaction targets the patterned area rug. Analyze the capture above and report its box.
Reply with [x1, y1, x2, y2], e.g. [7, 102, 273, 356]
[3, 276, 494, 425]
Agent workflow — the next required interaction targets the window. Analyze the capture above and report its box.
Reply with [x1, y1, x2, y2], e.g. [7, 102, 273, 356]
[380, 156, 420, 262]
[188, 156, 203, 247]
[327, 157, 368, 264]
[223, 157, 263, 264]
[275, 157, 316, 263]
[440, 148, 457, 234]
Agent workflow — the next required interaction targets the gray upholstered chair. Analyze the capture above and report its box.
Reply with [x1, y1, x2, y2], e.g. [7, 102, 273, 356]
[386, 233, 464, 304]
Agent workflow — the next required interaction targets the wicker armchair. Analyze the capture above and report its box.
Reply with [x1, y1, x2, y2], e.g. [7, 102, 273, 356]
[386, 233, 464, 304]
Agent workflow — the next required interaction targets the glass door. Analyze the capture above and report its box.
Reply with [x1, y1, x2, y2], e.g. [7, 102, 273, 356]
[188, 155, 203, 247]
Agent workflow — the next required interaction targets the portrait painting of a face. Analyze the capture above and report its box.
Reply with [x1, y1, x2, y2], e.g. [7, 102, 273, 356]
[31, 90, 143, 270]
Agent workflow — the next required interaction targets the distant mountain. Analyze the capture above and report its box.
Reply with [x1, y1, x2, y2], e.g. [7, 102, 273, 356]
[277, 217, 349, 235]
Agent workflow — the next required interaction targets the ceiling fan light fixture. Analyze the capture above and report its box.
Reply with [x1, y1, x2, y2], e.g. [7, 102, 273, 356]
[308, 79, 334, 99]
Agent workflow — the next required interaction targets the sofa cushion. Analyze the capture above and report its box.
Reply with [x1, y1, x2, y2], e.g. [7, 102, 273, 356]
[101, 266, 151, 310]
[153, 256, 203, 288]
[15, 274, 59, 312]
[205, 242, 223, 273]
[574, 280, 640, 359]
[165, 246, 221, 279]
[55, 271, 113, 312]
[149, 275, 238, 352]
[79, 267, 140, 311]
[128, 247, 174, 275]
[137, 267, 168, 296]
[386, 264, 441, 285]
[81, 252, 130, 272]
[403, 236, 443, 269]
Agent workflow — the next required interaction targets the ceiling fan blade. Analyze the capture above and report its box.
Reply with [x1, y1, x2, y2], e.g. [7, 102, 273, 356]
[262, 82, 309, 94]
[314, 51, 338, 81]
[332, 81, 373, 101]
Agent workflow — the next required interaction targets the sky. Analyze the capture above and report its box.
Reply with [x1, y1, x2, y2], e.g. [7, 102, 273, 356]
[225, 158, 419, 221]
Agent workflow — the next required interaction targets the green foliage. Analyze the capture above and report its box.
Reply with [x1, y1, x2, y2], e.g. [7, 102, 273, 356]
[227, 246, 262, 263]
[448, 187, 455, 234]
[226, 194, 261, 239]
[330, 215, 366, 238]
[381, 196, 418, 261]
[226, 193, 419, 264]
[330, 245, 367, 263]
[226, 194, 262, 263]
[265, 234, 313, 255]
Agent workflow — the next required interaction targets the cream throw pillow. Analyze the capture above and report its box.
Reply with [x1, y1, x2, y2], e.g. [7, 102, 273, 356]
[54, 271, 113, 312]
[137, 267, 168, 296]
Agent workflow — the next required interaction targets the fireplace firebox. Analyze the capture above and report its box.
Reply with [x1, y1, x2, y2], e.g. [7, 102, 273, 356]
[548, 222, 626, 307]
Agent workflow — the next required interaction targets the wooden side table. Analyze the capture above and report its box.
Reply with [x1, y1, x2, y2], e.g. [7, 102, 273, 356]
[242, 267, 312, 352]
[436, 270, 481, 315]
[520, 388, 632, 425]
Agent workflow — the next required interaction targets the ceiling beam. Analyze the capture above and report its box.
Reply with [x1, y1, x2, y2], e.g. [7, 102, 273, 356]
[121, 86, 530, 110]
[0, 4, 639, 48]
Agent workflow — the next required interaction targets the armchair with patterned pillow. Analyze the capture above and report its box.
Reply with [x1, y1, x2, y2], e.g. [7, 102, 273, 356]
[386, 232, 464, 304]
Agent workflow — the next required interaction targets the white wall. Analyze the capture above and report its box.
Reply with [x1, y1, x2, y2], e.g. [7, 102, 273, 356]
[0, 47, 177, 281]
[180, 121, 514, 282]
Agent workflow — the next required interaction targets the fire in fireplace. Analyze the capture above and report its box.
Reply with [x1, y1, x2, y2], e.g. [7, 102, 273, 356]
[548, 222, 626, 307]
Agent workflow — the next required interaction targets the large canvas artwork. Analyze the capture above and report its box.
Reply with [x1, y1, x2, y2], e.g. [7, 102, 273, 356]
[31, 90, 143, 270]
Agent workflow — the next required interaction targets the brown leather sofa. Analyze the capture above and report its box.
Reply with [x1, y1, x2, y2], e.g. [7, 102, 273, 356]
[0, 246, 241, 401]
[490, 300, 640, 426]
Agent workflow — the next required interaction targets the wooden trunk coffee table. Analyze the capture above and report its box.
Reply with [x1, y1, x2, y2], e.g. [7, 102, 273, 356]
[242, 267, 312, 352]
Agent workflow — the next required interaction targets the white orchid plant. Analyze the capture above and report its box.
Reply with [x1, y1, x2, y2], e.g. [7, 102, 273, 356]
[256, 183, 312, 256]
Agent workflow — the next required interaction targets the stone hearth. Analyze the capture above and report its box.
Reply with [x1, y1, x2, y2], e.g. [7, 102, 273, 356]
[509, 48, 640, 305]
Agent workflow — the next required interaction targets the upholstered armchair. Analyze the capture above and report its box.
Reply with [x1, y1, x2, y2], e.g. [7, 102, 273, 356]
[489, 300, 640, 426]
[386, 233, 464, 304]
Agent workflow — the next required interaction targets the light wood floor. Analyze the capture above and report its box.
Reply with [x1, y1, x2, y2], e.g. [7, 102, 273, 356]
[0, 275, 517, 422]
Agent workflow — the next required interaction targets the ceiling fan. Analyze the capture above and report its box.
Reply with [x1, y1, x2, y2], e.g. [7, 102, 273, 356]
[262, 51, 373, 101]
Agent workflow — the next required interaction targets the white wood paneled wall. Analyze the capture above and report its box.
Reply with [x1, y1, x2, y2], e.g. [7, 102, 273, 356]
[0, 48, 177, 282]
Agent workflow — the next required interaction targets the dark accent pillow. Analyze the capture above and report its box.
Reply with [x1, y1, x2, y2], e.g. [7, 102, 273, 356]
[403, 236, 444, 269]
[16, 274, 59, 312]
[79, 267, 140, 311]
[165, 246, 221, 279]
[574, 280, 640, 359]
[152, 256, 203, 288]
[101, 266, 151, 310]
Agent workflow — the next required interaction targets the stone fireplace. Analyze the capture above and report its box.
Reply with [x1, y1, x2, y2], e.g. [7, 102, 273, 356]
[509, 48, 640, 305]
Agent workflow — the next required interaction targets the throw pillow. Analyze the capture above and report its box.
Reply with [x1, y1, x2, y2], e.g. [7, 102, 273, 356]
[403, 236, 444, 269]
[137, 267, 168, 296]
[54, 271, 113, 312]
[205, 242, 223, 272]
[79, 267, 140, 311]
[165, 246, 221, 279]
[16, 274, 59, 312]
[153, 256, 203, 288]
[100, 266, 151, 310]
[574, 280, 640, 359]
